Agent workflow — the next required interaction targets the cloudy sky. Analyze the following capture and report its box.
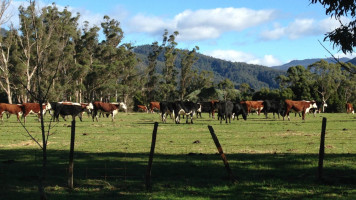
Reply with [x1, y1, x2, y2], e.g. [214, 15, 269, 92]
[4, 0, 355, 66]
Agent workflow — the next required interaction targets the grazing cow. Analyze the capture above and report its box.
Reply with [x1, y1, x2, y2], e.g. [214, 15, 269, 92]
[283, 100, 317, 120]
[346, 103, 354, 114]
[262, 100, 285, 119]
[0, 103, 23, 122]
[233, 102, 247, 120]
[240, 100, 264, 115]
[111, 102, 127, 113]
[310, 101, 328, 117]
[53, 103, 90, 122]
[149, 101, 160, 113]
[22, 102, 52, 123]
[137, 105, 148, 113]
[92, 101, 120, 122]
[172, 101, 199, 124]
[216, 101, 234, 124]
[196, 103, 202, 118]
[160, 101, 175, 123]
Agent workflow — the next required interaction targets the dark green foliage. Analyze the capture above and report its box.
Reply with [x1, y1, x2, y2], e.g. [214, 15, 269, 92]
[310, 0, 356, 54]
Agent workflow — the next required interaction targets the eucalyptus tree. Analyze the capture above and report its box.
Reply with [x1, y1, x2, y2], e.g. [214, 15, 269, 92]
[75, 22, 100, 102]
[0, 27, 16, 103]
[116, 43, 139, 105]
[280, 65, 314, 100]
[145, 41, 162, 102]
[179, 46, 199, 100]
[161, 30, 179, 101]
[308, 60, 343, 111]
[218, 78, 238, 101]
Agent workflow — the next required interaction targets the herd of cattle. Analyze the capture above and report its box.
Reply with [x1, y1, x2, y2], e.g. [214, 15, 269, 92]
[0, 99, 354, 124]
[0, 101, 127, 123]
[139, 100, 331, 124]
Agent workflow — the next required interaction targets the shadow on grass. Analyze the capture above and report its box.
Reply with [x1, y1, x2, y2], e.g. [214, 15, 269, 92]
[1, 149, 356, 200]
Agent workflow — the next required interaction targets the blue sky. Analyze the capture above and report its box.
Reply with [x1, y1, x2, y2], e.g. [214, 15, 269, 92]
[5, 0, 355, 66]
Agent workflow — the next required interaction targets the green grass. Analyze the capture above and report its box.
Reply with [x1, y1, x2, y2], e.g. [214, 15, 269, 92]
[0, 112, 356, 199]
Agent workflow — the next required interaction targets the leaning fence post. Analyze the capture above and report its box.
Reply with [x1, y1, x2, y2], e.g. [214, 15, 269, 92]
[146, 122, 159, 191]
[318, 117, 327, 181]
[208, 125, 237, 182]
[68, 119, 76, 189]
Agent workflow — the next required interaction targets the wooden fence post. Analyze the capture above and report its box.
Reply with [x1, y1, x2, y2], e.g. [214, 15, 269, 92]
[208, 125, 237, 182]
[146, 122, 159, 191]
[68, 119, 76, 189]
[318, 117, 327, 181]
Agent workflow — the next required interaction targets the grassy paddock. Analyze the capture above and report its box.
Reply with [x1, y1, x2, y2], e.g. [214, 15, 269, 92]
[0, 112, 356, 199]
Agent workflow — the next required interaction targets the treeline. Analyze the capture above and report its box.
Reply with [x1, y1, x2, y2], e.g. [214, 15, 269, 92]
[250, 61, 356, 112]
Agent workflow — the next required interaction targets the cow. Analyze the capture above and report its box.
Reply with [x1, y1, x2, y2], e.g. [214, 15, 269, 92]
[137, 105, 148, 113]
[233, 102, 247, 120]
[216, 101, 234, 124]
[52, 103, 89, 122]
[111, 102, 127, 113]
[196, 103, 202, 118]
[262, 100, 285, 119]
[160, 101, 175, 123]
[172, 101, 199, 124]
[283, 100, 317, 121]
[240, 100, 264, 115]
[22, 102, 52, 123]
[346, 103, 354, 114]
[92, 101, 120, 122]
[310, 101, 328, 117]
[149, 101, 160, 113]
[0, 103, 23, 122]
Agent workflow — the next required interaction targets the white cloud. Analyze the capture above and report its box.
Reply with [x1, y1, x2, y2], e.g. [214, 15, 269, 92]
[127, 7, 277, 41]
[205, 49, 282, 67]
[260, 16, 351, 41]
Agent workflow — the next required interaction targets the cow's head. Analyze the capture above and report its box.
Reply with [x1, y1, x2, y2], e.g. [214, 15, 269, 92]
[119, 102, 127, 112]
[44, 102, 52, 111]
[86, 102, 94, 111]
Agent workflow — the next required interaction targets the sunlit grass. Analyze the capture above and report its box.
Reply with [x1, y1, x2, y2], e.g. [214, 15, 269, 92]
[0, 112, 356, 199]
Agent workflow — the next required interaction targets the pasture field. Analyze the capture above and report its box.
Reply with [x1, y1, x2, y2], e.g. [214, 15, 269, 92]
[0, 112, 356, 199]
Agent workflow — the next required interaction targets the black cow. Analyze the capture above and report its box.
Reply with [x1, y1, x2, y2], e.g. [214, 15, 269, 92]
[199, 101, 214, 118]
[233, 102, 247, 120]
[53, 103, 86, 122]
[160, 101, 175, 123]
[262, 100, 285, 119]
[173, 101, 199, 124]
[217, 101, 234, 124]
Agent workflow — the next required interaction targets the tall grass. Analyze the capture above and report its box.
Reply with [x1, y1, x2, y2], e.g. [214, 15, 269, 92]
[0, 112, 355, 199]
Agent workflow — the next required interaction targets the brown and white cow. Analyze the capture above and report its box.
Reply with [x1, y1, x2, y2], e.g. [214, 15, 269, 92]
[346, 103, 354, 114]
[22, 102, 52, 123]
[0, 103, 23, 122]
[240, 100, 264, 115]
[283, 100, 317, 120]
[92, 101, 120, 122]
[137, 105, 148, 113]
[149, 101, 160, 113]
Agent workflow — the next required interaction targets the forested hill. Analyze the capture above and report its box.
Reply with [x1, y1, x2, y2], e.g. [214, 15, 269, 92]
[134, 45, 285, 90]
[272, 57, 351, 71]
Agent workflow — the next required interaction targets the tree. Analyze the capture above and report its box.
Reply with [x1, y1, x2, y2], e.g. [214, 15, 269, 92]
[145, 41, 162, 102]
[280, 65, 314, 100]
[310, 0, 356, 54]
[179, 46, 199, 100]
[161, 30, 179, 101]
[308, 60, 343, 111]
[0, 27, 16, 103]
[218, 78, 238, 100]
